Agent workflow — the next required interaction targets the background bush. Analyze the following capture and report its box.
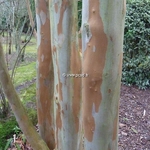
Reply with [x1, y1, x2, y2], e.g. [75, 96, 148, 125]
[122, 0, 150, 89]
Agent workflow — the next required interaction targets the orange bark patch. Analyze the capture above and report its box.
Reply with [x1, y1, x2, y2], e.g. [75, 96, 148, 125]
[36, 0, 49, 14]
[57, 0, 69, 35]
[56, 103, 62, 129]
[36, 1, 55, 149]
[71, 42, 81, 133]
[82, 0, 108, 142]
[56, 81, 63, 101]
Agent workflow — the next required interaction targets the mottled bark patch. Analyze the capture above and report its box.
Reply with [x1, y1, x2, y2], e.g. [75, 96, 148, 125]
[36, 0, 55, 149]
[71, 43, 81, 133]
[56, 83, 63, 101]
[82, 0, 108, 142]
[57, 0, 69, 35]
[56, 103, 62, 129]
[56, 103, 62, 148]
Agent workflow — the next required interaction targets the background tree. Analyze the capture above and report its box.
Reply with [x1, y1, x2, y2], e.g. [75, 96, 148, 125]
[25, 0, 37, 38]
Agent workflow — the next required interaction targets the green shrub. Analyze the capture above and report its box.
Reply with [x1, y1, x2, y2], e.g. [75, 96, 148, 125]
[78, 0, 82, 30]
[122, 0, 150, 89]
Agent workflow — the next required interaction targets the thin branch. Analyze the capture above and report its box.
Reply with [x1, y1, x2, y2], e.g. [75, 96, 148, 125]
[11, 25, 35, 79]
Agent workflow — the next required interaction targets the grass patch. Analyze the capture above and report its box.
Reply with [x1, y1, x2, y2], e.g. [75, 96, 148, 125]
[12, 62, 36, 86]
[25, 44, 37, 54]
[2, 34, 37, 54]
[20, 83, 36, 104]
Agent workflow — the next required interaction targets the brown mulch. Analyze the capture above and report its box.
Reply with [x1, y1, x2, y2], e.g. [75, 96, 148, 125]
[119, 85, 150, 150]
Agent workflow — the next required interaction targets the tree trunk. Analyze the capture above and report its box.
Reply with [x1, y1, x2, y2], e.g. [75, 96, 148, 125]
[0, 0, 126, 149]
[0, 41, 50, 150]
[81, 0, 126, 149]
[49, 0, 82, 149]
[36, 0, 55, 149]
[25, 0, 37, 38]
[8, 29, 11, 54]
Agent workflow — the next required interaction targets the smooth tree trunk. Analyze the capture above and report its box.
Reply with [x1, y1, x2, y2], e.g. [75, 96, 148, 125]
[36, 0, 55, 149]
[0, 42, 50, 150]
[82, 0, 126, 149]
[49, 0, 81, 149]
[25, 0, 37, 38]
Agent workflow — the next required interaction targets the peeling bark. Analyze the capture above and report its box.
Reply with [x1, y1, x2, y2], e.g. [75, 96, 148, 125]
[36, 0, 55, 149]
[0, 0, 126, 149]
[0, 42, 50, 150]
[82, 0, 126, 149]
[50, 0, 81, 149]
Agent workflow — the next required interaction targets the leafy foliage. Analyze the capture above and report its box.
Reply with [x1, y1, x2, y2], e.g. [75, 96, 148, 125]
[122, 0, 150, 89]
[78, 0, 82, 30]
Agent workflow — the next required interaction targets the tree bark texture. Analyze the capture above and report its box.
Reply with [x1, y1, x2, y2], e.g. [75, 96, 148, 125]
[36, 0, 55, 149]
[49, 0, 82, 149]
[0, 0, 126, 149]
[81, 0, 126, 149]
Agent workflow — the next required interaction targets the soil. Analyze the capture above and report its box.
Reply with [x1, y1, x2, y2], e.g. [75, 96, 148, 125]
[119, 85, 150, 150]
